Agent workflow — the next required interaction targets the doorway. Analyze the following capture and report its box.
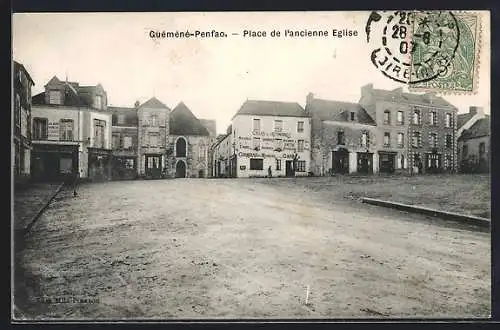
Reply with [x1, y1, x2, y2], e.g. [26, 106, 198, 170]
[332, 148, 349, 174]
[379, 152, 396, 174]
[176, 160, 186, 178]
[357, 152, 373, 174]
[285, 160, 294, 177]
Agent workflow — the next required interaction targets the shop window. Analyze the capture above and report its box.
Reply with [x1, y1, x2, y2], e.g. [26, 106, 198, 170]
[250, 158, 263, 170]
[296, 160, 306, 172]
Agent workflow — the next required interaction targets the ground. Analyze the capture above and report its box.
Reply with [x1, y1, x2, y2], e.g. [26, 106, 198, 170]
[13, 176, 491, 320]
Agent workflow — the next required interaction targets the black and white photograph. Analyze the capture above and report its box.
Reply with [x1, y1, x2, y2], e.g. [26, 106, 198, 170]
[12, 11, 491, 320]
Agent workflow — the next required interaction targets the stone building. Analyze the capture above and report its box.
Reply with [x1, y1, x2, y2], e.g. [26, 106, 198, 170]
[457, 106, 490, 173]
[13, 61, 35, 185]
[230, 100, 311, 178]
[305, 94, 378, 175]
[167, 102, 215, 178]
[358, 84, 458, 174]
[31, 76, 112, 182]
[110, 103, 139, 180]
[211, 126, 233, 178]
[136, 97, 170, 179]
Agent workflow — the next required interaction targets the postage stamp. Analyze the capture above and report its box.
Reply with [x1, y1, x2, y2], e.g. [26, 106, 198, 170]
[366, 11, 481, 94]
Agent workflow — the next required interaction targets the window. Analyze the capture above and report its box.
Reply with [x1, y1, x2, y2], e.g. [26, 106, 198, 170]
[274, 138, 284, 151]
[445, 134, 452, 149]
[296, 160, 306, 172]
[297, 121, 304, 133]
[444, 154, 451, 170]
[21, 110, 28, 138]
[124, 159, 135, 169]
[384, 132, 391, 147]
[429, 133, 438, 148]
[112, 134, 121, 148]
[253, 118, 261, 132]
[276, 159, 282, 171]
[462, 145, 468, 158]
[149, 133, 158, 146]
[383, 110, 391, 125]
[350, 112, 356, 121]
[95, 95, 103, 109]
[413, 109, 421, 125]
[93, 119, 106, 148]
[123, 136, 132, 149]
[361, 131, 369, 147]
[118, 115, 125, 125]
[397, 132, 404, 147]
[445, 113, 452, 128]
[397, 111, 404, 125]
[337, 131, 345, 145]
[253, 137, 261, 150]
[479, 142, 486, 157]
[33, 118, 48, 140]
[176, 137, 187, 157]
[59, 119, 74, 141]
[274, 120, 283, 133]
[49, 90, 62, 105]
[297, 140, 304, 152]
[400, 155, 405, 169]
[15, 94, 21, 127]
[412, 131, 421, 148]
[250, 158, 264, 170]
[150, 113, 158, 126]
[430, 111, 437, 126]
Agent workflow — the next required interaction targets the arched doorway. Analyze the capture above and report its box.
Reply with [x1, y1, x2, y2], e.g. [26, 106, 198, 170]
[176, 137, 187, 157]
[176, 160, 186, 178]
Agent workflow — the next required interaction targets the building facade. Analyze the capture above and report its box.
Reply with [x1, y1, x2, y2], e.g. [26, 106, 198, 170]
[110, 104, 139, 180]
[457, 106, 490, 173]
[306, 94, 378, 175]
[212, 127, 233, 178]
[167, 102, 215, 178]
[31, 76, 112, 182]
[13, 61, 35, 185]
[359, 84, 458, 174]
[230, 100, 311, 178]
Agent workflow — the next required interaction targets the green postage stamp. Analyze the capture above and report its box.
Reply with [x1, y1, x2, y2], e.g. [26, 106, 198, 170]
[366, 11, 481, 94]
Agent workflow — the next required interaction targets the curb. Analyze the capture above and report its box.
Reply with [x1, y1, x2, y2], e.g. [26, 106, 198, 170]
[23, 182, 65, 235]
[361, 197, 491, 228]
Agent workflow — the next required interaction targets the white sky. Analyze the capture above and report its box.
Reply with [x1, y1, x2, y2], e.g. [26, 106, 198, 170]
[12, 12, 490, 134]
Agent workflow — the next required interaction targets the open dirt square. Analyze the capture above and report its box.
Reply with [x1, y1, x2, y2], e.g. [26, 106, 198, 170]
[13, 178, 491, 320]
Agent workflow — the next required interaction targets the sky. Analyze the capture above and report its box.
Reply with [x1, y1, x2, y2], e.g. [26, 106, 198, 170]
[13, 12, 490, 134]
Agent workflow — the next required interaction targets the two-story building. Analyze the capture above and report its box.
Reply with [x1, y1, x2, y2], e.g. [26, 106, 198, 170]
[359, 84, 458, 174]
[13, 61, 35, 185]
[31, 76, 112, 182]
[457, 106, 490, 173]
[305, 94, 378, 175]
[110, 102, 139, 180]
[167, 102, 215, 178]
[211, 126, 233, 178]
[230, 100, 311, 178]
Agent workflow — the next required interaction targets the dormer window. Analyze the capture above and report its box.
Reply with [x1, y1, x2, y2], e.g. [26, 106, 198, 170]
[95, 95, 103, 110]
[49, 90, 62, 105]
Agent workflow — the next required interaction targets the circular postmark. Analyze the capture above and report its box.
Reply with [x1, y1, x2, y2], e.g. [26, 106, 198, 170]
[365, 11, 460, 84]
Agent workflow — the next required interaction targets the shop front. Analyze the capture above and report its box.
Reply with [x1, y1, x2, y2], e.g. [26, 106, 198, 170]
[31, 144, 79, 183]
[88, 147, 112, 181]
[378, 151, 396, 174]
[112, 156, 138, 180]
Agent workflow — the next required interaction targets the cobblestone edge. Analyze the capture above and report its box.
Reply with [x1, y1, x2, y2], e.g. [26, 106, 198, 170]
[22, 182, 65, 235]
[361, 197, 491, 229]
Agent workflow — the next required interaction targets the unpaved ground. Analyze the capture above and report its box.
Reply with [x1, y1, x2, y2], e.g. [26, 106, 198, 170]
[14, 178, 491, 320]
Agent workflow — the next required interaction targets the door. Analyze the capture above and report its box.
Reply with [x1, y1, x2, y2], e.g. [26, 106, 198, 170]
[285, 160, 294, 177]
[379, 153, 396, 174]
[176, 160, 186, 178]
[357, 153, 373, 174]
[332, 149, 349, 174]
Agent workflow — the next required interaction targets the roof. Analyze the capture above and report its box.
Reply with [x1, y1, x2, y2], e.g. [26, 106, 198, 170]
[234, 100, 308, 118]
[457, 113, 474, 129]
[307, 98, 376, 125]
[459, 116, 490, 141]
[139, 97, 169, 109]
[199, 119, 217, 136]
[108, 106, 138, 126]
[372, 88, 456, 108]
[13, 61, 35, 85]
[169, 102, 210, 136]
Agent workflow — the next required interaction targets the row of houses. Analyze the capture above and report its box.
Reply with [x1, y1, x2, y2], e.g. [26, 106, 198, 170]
[13, 61, 216, 184]
[13, 60, 490, 184]
[211, 86, 490, 178]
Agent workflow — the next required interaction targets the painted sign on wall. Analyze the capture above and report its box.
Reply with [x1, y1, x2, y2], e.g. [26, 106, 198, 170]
[48, 122, 59, 141]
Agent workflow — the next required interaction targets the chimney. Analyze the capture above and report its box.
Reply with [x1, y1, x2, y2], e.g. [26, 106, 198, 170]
[306, 92, 314, 108]
[424, 92, 437, 104]
[134, 100, 140, 108]
[469, 106, 484, 116]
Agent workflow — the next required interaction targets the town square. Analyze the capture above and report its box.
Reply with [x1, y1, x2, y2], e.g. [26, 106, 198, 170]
[12, 11, 491, 320]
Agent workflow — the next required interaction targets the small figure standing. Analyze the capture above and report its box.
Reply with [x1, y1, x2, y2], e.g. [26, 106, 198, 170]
[268, 165, 273, 178]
